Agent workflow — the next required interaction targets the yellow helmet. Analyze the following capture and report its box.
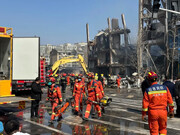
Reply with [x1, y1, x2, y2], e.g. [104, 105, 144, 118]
[54, 74, 58, 77]
[95, 73, 98, 76]
[101, 74, 104, 77]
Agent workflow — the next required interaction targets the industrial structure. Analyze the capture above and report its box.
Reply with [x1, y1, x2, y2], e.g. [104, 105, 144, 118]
[87, 17, 136, 77]
[138, 0, 180, 79]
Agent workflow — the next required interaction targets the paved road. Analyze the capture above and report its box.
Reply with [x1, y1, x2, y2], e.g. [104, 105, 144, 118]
[2, 87, 180, 135]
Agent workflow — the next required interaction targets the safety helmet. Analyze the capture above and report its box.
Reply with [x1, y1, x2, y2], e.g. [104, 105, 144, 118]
[72, 73, 75, 77]
[147, 71, 157, 81]
[49, 77, 56, 83]
[101, 74, 104, 77]
[95, 73, 98, 76]
[63, 73, 66, 76]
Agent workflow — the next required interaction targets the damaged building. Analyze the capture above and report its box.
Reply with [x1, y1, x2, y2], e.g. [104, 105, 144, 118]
[88, 18, 136, 77]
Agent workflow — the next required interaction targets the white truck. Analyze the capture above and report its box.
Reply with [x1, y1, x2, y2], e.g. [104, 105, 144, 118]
[0, 26, 39, 106]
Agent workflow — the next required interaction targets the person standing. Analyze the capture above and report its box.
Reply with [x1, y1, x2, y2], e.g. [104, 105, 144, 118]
[73, 75, 86, 116]
[31, 77, 42, 119]
[47, 77, 63, 123]
[142, 71, 174, 135]
[84, 73, 101, 121]
[141, 76, 150, 96]
[175, 75, 180, 117]
[163, 76, 175, 98]
[60, 73, 67, 93]
[116, 75, 122, 89]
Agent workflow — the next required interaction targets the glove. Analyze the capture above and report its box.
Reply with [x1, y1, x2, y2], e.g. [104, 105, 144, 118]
[97, 98, 100, 103]
[168, 111, 174, 118]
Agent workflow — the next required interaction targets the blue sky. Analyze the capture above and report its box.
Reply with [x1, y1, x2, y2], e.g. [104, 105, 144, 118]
[0, 0, 139, 45]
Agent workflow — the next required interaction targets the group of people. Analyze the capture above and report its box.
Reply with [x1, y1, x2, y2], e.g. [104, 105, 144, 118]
[141, 71, 180, 135]
[45, 72, 105, 123]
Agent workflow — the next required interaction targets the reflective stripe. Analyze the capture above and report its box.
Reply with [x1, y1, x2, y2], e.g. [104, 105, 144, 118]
[86, 128, 90, 130]
[96, 94, 99, 96]
[148, 90, 167, 95]
[168, 103, 174, 106]
[52, 112, 56, 115]
[160, 134, 166, 135]
[102, 91, 104, 93]
[75, 106, 79, 107]
[98, 110, 101, 113]
[86, 111, 90, 113]
[142, 108, 148, 111]
[60, 98, 62, 100]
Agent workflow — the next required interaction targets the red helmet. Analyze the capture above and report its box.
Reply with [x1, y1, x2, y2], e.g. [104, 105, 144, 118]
[72, 73, 75, 77]
[49, 77, 56, 83]
[63, 73, 66, 76]
[147, 71, 157, 81]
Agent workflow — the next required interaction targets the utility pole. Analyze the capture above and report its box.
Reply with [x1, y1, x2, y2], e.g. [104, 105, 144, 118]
[86, 23, 90, 67]
[137, 0, 143, 77]
[107, 17, 112, 75]
[171, 24, 177, 80]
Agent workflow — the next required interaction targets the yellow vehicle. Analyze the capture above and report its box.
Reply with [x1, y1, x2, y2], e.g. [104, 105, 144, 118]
[0, 26, 33, 106]
[52, 54, 88, 76]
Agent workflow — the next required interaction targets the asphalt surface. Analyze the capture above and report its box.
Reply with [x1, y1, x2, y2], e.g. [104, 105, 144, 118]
[1, 87, 180, 135]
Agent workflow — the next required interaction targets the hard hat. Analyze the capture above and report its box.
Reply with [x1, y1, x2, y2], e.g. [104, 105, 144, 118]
[49, 77, 56, 83]
[95, 73, 98, 76]
[75, 74, 78, 77]
[63, 73, 66, 76]
[72, 73, 75, 77]
[101, 74, 104, 77]
[109, 74, 111, 76]
[147, 71, 157, 81]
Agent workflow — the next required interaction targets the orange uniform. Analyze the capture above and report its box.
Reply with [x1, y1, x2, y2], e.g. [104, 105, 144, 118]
[116, 76, 121, 88]
[47, 84, 63, 121]
[84, 80, 101, 119]
[73, 81, 85, 113]
[97, 80, 104, 99]
[67, 76, 70, 85]
[142, 82, 174, 135]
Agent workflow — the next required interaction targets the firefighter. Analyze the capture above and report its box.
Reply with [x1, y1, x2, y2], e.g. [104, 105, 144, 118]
[47, 77, 63, 124]
[97, 80, 105, 113]
[99, 74, 105, 88]
[142, 71, 174, 135]
[95, 73, 98, 81]
[60, 73, 67, 93]
[116, 75, 121, 89]
[84, 73, 101, 120]
[70, 73, 76, 91]
[67, 74, 70, 86]
[73, 75, 86, 116]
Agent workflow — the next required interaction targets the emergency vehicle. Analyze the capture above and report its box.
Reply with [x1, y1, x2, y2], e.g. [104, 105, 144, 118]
[0, 26, 38, 105]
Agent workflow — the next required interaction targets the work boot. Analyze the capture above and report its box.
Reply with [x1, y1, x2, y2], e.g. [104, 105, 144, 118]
[102, 108, 105, 114]
[48, 120, 53, 124]
[57, 116, 63, 121]
[83, 117, 88, 121]
[74, 111, 78, 116]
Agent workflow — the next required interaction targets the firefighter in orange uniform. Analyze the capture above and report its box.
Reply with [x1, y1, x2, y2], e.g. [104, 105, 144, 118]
[84, 73, 101, 120]
[116, 75, 121, 89]
[142, 71, 174, 135]
[67, 74, 70, 85]
[73, 75, 86, 115]
[47, 77, 63, 123]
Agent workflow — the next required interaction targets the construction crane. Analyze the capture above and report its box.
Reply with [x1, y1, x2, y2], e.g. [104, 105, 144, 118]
[51, 54, 88, 76]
